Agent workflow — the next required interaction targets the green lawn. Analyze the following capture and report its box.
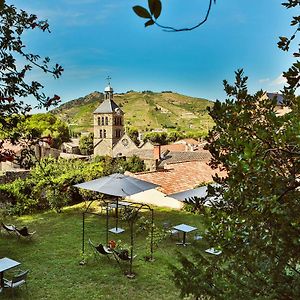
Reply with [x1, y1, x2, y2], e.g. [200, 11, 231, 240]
[0, 203, 208, 300]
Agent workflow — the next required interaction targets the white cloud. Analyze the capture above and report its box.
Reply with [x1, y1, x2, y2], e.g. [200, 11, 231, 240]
[258, 78, 270, 83]
[271, 74, 287, 86]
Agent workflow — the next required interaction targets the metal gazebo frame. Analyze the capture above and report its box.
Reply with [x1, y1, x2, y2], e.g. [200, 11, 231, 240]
[81, 198, 155, 262]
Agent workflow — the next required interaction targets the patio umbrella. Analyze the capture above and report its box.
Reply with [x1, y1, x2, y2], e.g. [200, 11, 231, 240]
[168, 184, 222, 207]
[74, 173, 159, 232]
[74, 173, 158, 197]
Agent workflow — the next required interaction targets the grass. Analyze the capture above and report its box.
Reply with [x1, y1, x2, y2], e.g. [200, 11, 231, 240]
[0, 202, 209, 300]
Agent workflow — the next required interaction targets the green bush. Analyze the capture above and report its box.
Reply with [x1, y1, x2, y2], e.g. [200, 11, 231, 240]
[0, 154, 145, 215]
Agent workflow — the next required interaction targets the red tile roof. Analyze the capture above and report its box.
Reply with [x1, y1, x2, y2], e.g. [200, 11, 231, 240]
[160, 144, 186, 152]
[128, 161, 226, 195]
[175, 138, 201, 145]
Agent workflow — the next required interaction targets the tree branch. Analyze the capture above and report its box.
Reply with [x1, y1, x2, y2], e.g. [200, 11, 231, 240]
[155, 0, 214, 32]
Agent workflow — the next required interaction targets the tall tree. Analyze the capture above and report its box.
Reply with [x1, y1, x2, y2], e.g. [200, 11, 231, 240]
[79, 133, 94, 155]
[0, 1, 63, 162]
[172, 1, 300, 299]
[23, 113, 70, 148]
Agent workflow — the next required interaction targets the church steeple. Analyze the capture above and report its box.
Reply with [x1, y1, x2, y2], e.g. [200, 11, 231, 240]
[93, 79, 125, 157]
[104, 76, 113, 100]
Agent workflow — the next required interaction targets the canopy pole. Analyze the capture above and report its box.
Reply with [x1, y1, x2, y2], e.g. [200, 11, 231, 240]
[106, 202, 109, 246]
[82, 212, 85, 253]
[115, 196, 119, 230]
[150, 209, 154, 261]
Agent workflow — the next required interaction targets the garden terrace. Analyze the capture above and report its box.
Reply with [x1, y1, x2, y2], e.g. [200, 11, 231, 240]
[0, 202, 209, 300]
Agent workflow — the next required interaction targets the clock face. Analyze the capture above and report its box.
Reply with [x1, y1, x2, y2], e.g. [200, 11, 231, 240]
[122, 138, 128, 146]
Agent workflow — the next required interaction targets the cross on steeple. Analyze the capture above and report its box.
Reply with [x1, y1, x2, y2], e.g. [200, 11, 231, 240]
[106, 76, 111, 85]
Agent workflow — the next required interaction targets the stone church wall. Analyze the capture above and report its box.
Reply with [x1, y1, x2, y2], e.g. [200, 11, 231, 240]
[94, 139, 113, 157]
[112, 134, 138, 157]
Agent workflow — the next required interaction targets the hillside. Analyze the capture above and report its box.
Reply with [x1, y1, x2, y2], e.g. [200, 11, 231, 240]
[52, 91, 215, 135]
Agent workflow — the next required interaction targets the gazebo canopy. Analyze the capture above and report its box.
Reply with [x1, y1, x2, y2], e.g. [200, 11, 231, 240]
[74, 173, 159, 197]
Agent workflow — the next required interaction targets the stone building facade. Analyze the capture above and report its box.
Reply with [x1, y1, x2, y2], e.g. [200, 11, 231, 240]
[93, 84, 125, 156]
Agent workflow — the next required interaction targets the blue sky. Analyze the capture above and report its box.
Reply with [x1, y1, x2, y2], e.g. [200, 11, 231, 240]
[7, 0, 296, 109]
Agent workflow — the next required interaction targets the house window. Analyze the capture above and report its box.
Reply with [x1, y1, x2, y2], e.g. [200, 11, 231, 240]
[103, 129, 106, 138]
[97, 117, 101, 126]
[105, 117, 108, 125]
[101, 117, 104, 125]
[99, 129, 102, 138]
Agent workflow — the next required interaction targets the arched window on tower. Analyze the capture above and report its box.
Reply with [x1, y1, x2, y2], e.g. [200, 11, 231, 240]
[114, 117, 117, 125]
[105, 116, 108, 125]
[101, 117, 104, 125]
[97, 117, 101, 126]
[115, 129, 122, 138]
[103, 129, 107, 138]
[99, 129, 102, 138]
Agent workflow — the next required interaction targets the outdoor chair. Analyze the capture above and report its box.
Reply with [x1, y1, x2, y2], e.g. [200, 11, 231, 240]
[194, 234, 203, 241]
[113, 249, 137, 273]
[88, 238, 114, 261]
[99, 202, 113, 214]
[4, 269, 29, 298]
[1, 222, 17, 236]
[15, 226, 36, 239]
[113, 249, 136, 263]
[163, 222, 179, 240]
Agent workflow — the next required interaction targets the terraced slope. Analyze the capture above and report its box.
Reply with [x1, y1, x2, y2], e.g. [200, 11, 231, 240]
[52, 91, 215, 134]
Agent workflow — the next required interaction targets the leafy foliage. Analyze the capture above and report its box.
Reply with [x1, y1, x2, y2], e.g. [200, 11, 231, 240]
[22, 113, 70, 148]
[0, 154, 146, 215]
[79, 133, 94, 155]
[173, 70, 300, 299]
[0, 2, 63, 162]
[133, 0, 161, 28]
[172, 2, 299, 298]
[143, 130, 204, 144]
[127, 127, 140, 145]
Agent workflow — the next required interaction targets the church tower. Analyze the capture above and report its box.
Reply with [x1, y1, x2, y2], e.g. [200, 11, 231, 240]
[93, 81, 124, 157]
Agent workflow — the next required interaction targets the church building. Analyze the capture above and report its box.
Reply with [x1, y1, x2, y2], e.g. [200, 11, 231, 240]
[93, 83, 125, 156]
[93, 83, 156, 168]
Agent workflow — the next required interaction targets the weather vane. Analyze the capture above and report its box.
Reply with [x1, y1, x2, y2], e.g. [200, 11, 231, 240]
[106, 76, 111, 85]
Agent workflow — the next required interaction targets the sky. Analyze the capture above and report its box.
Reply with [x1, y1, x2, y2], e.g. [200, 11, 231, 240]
[6, 0, 296, 110]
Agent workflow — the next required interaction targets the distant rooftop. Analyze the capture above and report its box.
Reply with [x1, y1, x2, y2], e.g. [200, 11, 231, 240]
[267, 92, 284, 106]
[129, 160, 226, 194]
[158, 150, 211, 167]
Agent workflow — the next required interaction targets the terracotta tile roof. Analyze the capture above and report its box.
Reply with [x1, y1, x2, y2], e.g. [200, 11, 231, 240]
[1, 141, 26, 154]
[175, 138, 201, 145]
[128, 161, 226, 195]
[160, 144, 186, 152]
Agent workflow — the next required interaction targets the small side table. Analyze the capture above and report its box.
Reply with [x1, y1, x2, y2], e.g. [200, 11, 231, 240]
[0, 257, 21, 289]
[173, 224, 197, 246]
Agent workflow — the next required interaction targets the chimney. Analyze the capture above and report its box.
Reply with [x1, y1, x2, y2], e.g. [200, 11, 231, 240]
[153, 144, 161, 160]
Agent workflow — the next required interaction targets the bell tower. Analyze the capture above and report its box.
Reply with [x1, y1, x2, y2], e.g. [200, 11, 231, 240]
[93, 79, 124, 156]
